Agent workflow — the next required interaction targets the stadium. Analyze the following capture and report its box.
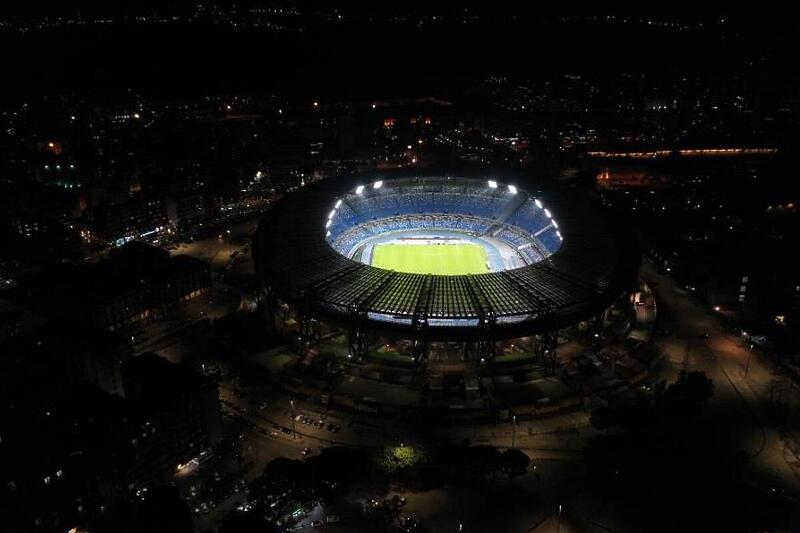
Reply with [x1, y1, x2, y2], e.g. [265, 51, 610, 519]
[254, 172, 640, 371]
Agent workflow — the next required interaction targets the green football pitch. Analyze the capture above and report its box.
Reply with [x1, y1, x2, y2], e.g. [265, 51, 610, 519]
[371, 243, 489, 275]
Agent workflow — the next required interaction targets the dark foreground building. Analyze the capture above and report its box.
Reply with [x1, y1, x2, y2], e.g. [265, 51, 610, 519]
[0, 354, 221, 532]
[14, 242, 211, 332]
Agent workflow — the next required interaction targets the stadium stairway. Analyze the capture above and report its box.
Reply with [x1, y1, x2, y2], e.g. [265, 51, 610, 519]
[483, 192, 530, 237]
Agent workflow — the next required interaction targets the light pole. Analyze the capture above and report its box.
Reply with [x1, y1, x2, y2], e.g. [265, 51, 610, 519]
[290, 399, 296, 440]
[511, 414, 517, 448]
[556, 504, 562, 533]
[744, 348, 754, 380]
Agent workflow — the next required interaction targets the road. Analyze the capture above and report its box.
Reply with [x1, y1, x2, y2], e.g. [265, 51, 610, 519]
[172, 217, 259, 273]
[642, 259, 800, 493]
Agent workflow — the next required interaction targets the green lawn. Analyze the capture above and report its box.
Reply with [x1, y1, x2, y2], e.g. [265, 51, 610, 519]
[372, 243, 488, 275]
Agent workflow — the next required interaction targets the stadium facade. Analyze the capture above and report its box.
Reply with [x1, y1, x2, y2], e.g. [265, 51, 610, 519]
[254, 172, 640, 364]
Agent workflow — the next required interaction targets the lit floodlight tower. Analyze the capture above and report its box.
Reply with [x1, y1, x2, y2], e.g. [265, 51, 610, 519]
[534, 199, 543, 209]
[373, 180, 383, 189]
[508, 184, 517, 194]
[487, 180, 498, 188]
[355, 185, 365, 194]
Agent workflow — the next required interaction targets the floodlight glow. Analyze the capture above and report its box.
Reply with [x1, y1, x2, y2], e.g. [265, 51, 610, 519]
[373, 180, 383, 189]
[508, 185, 517, 194]
[534, 199, 543, 208]
[355, 185, 365, 194]
[544, 208, 552, 218]
[328, 210, 336, 219]
[325, 219, 332, 228]
[335, 199, 342, 208]
[556, 231, 562, 240]
[326, 231, 331, 237]
[487, 180, 498, 188]
[552, 220, 558, 228]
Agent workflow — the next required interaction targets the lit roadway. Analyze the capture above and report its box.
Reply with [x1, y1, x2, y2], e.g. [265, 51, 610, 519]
[179, 252, 800, 531]
[171, 217, 260, 274]
[642, 259, 800, 493]
[219, 380, 592, 458]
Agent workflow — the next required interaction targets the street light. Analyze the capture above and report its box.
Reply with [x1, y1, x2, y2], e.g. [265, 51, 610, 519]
[556, 504, 562, 533]
[744, 348, 754, 380]
[512, 414, 517, 448]
[290, 399, 296, 440]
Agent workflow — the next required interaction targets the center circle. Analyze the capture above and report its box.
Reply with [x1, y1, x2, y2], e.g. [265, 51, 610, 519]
[324, 177, 562, 275]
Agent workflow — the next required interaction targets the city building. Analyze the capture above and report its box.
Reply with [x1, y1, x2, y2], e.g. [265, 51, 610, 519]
[84, 197, 170, 246]
[13, 242, 211, 332]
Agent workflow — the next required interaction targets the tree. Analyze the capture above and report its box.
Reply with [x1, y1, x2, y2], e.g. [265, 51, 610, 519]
[660, 370, 714, 416]
[500, 448, 531, 484]
[375, 445, 426, 475]
[307, 446, 371, 487]
[264, 456, 309, 485]
[468, 445, 503, 482]
[99, 485, 193, 533]
[219, 511, 279, 533]
[254, 457, 311, 499]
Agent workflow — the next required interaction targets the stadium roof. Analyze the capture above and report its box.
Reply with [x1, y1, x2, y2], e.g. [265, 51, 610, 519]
[255, 173, 640, 340]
